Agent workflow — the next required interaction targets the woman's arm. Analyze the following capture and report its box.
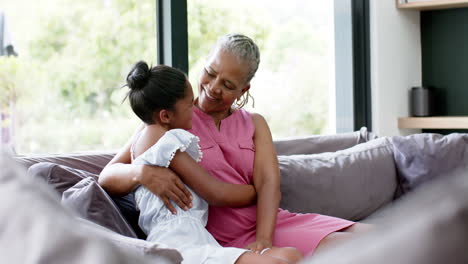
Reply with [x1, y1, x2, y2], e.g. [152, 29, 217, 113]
[98, 125, 193, 214]
[246, 113, 281, 252]
[169, 151, 257, 207]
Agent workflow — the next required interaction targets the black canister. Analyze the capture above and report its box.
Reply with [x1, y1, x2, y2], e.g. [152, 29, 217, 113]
[411, 86, 434, 117]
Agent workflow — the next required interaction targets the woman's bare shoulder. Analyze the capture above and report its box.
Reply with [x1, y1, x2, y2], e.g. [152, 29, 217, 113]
[250, 112, 268, 128]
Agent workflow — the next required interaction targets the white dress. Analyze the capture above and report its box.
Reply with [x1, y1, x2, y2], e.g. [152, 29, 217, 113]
[134, 129, 248, 264]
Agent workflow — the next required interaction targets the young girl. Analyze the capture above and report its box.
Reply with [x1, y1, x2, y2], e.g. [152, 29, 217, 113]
[125, 61, 303, 264]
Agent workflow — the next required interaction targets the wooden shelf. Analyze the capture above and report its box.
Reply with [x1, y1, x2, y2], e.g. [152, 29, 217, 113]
[398, 116, 468, 129]
[397, 0, 468, 10]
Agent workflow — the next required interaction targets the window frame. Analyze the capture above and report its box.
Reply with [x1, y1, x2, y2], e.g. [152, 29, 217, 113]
[351, 0, 372, 131]
[156, 0, 188, 74]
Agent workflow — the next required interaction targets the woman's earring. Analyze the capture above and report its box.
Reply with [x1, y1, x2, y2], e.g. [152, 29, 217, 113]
[235, 91, 254, 109]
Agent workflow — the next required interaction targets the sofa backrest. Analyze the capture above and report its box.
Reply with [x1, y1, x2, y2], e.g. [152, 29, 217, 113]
[14, 127, 377, 173]
[14, 152, 115, 174]
[14, 130, 397, 226]
[274, 127, 378, 156]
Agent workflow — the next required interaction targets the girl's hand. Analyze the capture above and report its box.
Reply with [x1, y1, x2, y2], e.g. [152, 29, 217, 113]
[245, 239, 272, 254]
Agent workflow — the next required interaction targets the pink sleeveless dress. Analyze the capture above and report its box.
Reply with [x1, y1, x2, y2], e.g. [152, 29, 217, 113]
[189, 107, 354, 256]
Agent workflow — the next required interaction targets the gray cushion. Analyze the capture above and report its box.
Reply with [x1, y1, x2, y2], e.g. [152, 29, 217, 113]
[304, 167, 468, 264]
[62, 177, 137, 238]
[391, 133, 468, 193]
[28, 162, 97, 195]
[279, 138, 397, 221]
[274, 127, 378, 156]
[0, 149, 182, 264]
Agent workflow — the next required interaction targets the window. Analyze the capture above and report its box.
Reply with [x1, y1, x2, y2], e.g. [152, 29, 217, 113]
[1, 0, 156, 154]
[187, 0, 350, 138]
[2, 0, 366, 153]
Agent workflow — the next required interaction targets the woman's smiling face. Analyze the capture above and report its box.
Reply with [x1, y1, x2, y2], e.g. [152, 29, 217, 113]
[197, 48, 250, 115]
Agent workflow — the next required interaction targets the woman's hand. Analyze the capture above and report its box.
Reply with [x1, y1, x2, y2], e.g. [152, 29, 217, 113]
[137, 165, 193, 214]
[98, 124, 192, 214]
[245, 239, 272, 254]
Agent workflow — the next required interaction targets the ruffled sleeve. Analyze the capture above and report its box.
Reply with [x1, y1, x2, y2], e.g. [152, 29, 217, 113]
[133, 129, 202, 167]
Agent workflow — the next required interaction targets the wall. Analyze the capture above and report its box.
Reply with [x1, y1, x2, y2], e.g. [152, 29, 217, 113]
[370, 0, 422, 136]
[421, 8, 468, 134]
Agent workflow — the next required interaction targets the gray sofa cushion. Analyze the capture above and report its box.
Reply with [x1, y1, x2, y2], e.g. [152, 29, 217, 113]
[28, 162, 97, 195]
[0, 149, 182, 264]
[16, 152, 115, 174]
[62, 177, 137, 238]
[391, 133, 468, 193]
[274, 127, 378, 156]
[304, 168, 468, 264]
[279, 138, 397, 221]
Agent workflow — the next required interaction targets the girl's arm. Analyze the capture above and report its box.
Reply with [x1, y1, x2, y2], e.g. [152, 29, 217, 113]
[98, 125, 193, 214]
[169, 151, 257, 207]
[246, 113, 281, 252]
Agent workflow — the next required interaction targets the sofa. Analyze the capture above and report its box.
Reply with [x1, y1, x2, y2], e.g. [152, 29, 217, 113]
[2, 128, 468, 263]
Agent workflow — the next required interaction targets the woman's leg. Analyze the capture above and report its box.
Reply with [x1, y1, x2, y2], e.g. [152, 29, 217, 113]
[340, 222, 374, 233]
[313, 232, 353, 255]
[235, 247, 303, 264]
[235, 252, 288, 264]
[314, 222, 373, 255]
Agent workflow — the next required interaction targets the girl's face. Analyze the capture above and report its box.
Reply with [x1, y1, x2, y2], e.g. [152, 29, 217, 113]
[197, 49, 250, 115]
[169, 81, 194, 130]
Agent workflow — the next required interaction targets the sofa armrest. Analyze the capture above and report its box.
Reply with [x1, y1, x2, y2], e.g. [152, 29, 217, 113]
[1, 151, 180, 264]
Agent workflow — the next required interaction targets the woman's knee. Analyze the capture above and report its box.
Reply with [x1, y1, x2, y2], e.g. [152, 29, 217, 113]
[283, 247, 303, 262]
[235, 252, 288, 264]
[314, 232, 353, 254]
[341, 222, 374, 233]
[264, 247, 303, 263]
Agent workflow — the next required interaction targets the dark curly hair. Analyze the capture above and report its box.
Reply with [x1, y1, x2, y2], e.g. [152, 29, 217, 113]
[125, 61, 187, 124]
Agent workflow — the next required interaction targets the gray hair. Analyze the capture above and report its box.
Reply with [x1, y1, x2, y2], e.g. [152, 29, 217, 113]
[210, 33, 260, 84]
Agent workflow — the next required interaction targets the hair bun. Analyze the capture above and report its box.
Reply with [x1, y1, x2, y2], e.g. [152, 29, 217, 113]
[127, 61, 150, 90]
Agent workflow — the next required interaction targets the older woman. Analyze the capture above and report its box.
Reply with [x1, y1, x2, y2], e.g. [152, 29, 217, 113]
[99, 33, 368, 256]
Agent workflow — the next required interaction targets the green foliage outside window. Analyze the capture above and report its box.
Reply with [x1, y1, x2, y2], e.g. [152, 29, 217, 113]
[187, 0, 330, 137]
[7, 0, 157, 153]
[4, 0, 330, 154]
[0, 56, 23, 108]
